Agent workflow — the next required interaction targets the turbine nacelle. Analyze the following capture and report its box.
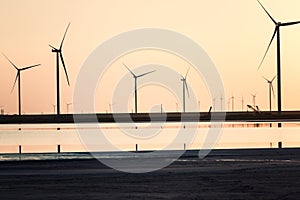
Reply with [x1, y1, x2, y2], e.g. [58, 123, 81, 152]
[51, 48, 60, 53]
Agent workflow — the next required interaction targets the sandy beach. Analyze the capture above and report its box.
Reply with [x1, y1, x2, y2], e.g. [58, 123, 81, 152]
[0, 148, 300, 199]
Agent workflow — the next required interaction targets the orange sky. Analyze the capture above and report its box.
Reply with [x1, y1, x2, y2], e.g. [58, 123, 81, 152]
[1, 0, 300, 114]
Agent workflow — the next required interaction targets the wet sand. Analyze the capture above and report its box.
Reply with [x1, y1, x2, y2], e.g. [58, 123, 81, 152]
[0, 148, 300, 199]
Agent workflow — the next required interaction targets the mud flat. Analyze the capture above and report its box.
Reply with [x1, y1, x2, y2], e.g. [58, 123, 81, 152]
[0, 148, 300, 199]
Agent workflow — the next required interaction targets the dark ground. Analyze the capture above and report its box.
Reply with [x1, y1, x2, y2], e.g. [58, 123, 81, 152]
[0, 148, 300, 200]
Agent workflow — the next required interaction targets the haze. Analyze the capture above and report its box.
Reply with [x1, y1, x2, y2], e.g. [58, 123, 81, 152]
[1, 0, 300, 114]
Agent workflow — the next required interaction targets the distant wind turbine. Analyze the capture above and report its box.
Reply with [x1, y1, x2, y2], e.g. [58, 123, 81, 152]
[109, 103, 115, 113]
[263, 75, 276, 111]
[49, 23, 71, 115]
[180, 68, 190, 112]
[229, 95, 234, 111]
[66, 102, 72, 114]
[251, 93, 257, 107]
[2, 53, 40, 115]
[220, 94, 224, 111]
[123, 63, 155, 113]
[52, 104, 56, 114]
[257, 0, 300, 114]
[241, 96, 244, 111]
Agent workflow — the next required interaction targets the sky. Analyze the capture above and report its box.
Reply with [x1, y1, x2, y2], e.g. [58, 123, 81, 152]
[1, 0, 300, 114]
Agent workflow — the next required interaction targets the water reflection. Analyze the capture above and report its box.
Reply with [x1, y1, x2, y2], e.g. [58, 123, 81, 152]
[0, 122, 299, 155]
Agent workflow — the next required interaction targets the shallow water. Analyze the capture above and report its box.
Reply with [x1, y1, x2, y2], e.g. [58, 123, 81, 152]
[0, 122, 299, 160]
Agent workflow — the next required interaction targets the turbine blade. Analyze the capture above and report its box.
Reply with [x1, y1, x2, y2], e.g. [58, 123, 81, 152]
[11, 72, 19, 93]
[21, 64, 41, 71]
[60, 23, 71, 50]
[258, 28, 277, 70]
[2, 53, 18, 70]
[251, 93, 257, 97]
[123, 63, 136, 77]
[185, 67, 190, 79]
[262, 76, 269, 82]
[257, 0, 277, 24]
[49, 44, 58, 50]
[271, 75, 277, 82]
[282, 21, 300, 26]
[136, 70, 155, 78]
[185, 81, 190, 98]
[60, 53, 70, 86]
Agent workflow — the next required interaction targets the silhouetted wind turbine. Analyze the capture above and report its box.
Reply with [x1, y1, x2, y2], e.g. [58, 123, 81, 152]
[66, 102, 72, 114]
[109, 103, 115, 113]
[220, 94, 224, 111]
[123, 63, 155, 113]
[257, 0, 300, 114]
[263, 75, 276, 111]
[251, 93, 257, 107]
[181, 68, 190, 112]
[241, 96, 244, 111]
[52, 104, 56, 114]
[2, 53, 40, 115]
[229, 95, 234, 111]
[49, 23, 71, 115]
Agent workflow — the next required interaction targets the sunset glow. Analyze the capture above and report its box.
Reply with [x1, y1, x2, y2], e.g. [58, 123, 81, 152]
[1, 0, 300, 114]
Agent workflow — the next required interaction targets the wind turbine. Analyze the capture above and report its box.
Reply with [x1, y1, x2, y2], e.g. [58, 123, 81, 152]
[263, 75, 276, 111]
[180, 68, 190, 112]
[251, 93, 257, 107]
[123, 63, 155, 113]
[241, 96, 244, 111]
[2, 54, 40, 115]
[52, 104, 56, 114]
[229, 95, 234, 111]
[109, 103, 115, 113]
[66, 102, 72, 114]
[49, 23, 71, 115]
[257, 0, 300, 114]
[220, 94, 224, 111]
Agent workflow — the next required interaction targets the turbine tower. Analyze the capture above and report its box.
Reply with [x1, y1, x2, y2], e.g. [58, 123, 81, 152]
[49, 23, 71, 115]
[3, 53, 40, 115]
[257, 0, 300, 114]
[123, 63, 155, 113]
[263, 75, 276, 112]
[181, 68, 190, 112]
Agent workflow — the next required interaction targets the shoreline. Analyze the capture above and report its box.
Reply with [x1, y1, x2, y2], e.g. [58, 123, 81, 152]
[2, 111, 300, 124]
[1, 148, 300, 199]
[1, 147, 300, 162]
